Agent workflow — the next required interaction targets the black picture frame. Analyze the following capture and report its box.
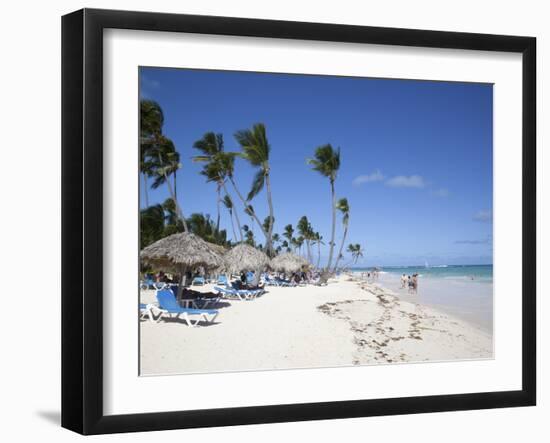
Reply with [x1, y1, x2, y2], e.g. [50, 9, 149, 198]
[62, 8, 536, 435]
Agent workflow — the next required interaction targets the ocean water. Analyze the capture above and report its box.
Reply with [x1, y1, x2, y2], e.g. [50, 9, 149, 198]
[351, 265, 493, 333]
[356, 264, 493, 282]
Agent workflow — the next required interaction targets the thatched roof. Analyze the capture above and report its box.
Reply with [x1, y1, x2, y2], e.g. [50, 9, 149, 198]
[223, 243, 270, 274]
[140, 232, 223, 272]
[270, 252, 309, 273]
[207, 242, 229, 256]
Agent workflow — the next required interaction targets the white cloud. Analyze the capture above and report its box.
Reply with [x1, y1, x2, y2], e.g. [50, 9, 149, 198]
[473, 209, 493, 223]
[432, 188, 450, 197]
[385, 175, 426, 189]
[353, 170, 385, 186]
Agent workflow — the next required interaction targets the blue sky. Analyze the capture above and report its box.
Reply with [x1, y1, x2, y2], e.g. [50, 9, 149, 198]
[140, 67, 493, 266]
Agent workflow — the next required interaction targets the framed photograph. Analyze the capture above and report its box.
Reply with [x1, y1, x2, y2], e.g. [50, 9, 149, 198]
[62, 8, 536, 435]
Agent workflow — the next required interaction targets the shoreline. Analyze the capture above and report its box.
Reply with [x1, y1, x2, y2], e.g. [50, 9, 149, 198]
[365, 271, 494, 333]
[140, 275, 493, 375]
[327, 275, 493, 365]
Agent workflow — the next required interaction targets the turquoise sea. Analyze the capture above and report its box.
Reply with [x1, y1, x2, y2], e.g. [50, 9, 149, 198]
[374, 264, 493, 283]
[352, 265, 493, 283]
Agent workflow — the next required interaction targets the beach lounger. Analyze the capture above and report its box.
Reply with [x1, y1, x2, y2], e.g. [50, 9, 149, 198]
[231, 282, 265, 297]
[139, 303, 159, 322]
[152, 281, 167, 290]
[191, 276, 205, 286]
[217, 275, 228, 285]
[263, 276, 280, 286]
[155, 290, 219, 327]
[275, 278, 295, 287]
[213, 286, 257, 301]
[169, 286, 222, 309]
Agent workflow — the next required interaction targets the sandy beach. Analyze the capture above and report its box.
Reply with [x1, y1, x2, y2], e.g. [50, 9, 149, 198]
[140, 275, 493, 375]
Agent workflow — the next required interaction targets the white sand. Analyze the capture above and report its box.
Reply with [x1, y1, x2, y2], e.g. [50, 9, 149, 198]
[140, 276, 493, 375]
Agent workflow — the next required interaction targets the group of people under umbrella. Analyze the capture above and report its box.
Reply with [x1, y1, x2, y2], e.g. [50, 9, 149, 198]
[140, 232, 326, 325]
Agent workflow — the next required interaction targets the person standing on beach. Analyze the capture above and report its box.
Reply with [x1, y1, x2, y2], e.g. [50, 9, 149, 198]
[411, 274, 418, 294]
[400, 274, 407, 288]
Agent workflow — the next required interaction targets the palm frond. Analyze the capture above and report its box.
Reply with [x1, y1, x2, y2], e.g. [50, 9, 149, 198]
[234, 123, 270, 166]
[192, 132, 224, 156]
[307, 144, 341, 179]
[247, 169, 266, 200]
[222, 194, 233, 209]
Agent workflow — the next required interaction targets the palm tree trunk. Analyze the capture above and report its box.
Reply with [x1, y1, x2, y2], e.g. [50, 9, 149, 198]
[333, 224, 349, 272]
[228, 209, 238, 243]
[229, 176, 268, 240]
[216, 183, 221, 233]
[142, 173, 149, 208]
[264, 171, 275, 257]
[174, 170, 177, 202]
[167, 175, 188, 232]
[306, 239, 312, 263]
[326, 179, 337, 271]
[222, 183, 243, 241]
[316, 241, 321, 269]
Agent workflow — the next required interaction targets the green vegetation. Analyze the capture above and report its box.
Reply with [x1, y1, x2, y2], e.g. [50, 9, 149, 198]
[307, 144, 341, 271]
[139, 99, 363, 269]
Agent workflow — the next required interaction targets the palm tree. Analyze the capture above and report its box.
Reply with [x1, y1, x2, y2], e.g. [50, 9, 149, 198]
[140, 204, 165, 248]
[242, 224, 255, 246]
[245, 205, 256, 232]
[186, 213, 228, 245]
[140, 99, 188, 231]
[192, 132, 227, 231]
[295, 236, 305, 257]
[222, 194, 240, 242]
[333, 198, 350, 272]
[283, 224, 294, 247]
[161, 198, 178, 226]
[234, 123, 275, 256]
[347, 243, 364, 264]
[281, 240, 290, 253]
[211, 149, 268, 247]
[263, 216, 275, 241]
[140, 154, 155, 208]
[148, 137, 188, 232]
[272, 233, 280, 249]
[307, 144, 341, 271]
[312, 231, 324, 269]
[140, 100, 164, 209]
[297, 216, 313, 262]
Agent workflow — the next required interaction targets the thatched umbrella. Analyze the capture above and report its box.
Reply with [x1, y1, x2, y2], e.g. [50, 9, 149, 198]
[207, 242, 228, 256]
[223, 243, 270, 277]
[270, 252, 309, 274]
[140, 232, 223, 298]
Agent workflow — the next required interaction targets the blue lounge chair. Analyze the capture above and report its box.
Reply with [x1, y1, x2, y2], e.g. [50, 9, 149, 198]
[153, 281, 167, 290]
[263, 275, 280, 286]
[191, 276, 205, 286]
[275, 277, 295, 287]
[217, 275, 228, 285]
[156, 290, 219, 327]
[213, 286, 257, 301]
